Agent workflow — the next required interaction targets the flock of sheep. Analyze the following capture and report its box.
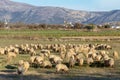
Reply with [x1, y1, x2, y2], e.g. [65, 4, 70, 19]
[0, 43, 119, 75]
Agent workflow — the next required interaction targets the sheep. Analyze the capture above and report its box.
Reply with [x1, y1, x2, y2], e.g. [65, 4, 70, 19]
[7, 52, 16, 62]
[100, 50, 106, 57]
[17, 61, 30, 74]
[41, 60, 52, 68]
[113, 51, 119, 59]
[58, 45, 66, 53]
[86, 57, 94, 65]
[69, 56, 76, 68]
[53, 56, 63, 64]
[78, 58, 84, 66]
[37, 44, 43, 49]
[34, 56, 44, 65]
[13, 48, 19, 54]
[0, 48, 5, 55]
[95, 55, 102, 61]
[75, 53, 85, 61]
[23, 61, 30, 72]
[56, 63, 69, 72]
[65, 49, 76, 62]
[18, 60, 24, 66]
[104, 58, 114, 67]
[108, 58, 114, 67]
[60, 51, 66, 59]
[49, 55, 63, 64]
[41, 49, 50, 58]
[28, 48, 36, 56]
[17, 64, 24, 75]
[91, 53, 97, 59]
[49, 55, 56, 63]
[105, 45, 112, 50]
[29, 56, 36, 64]
[102, 54, 110, 61]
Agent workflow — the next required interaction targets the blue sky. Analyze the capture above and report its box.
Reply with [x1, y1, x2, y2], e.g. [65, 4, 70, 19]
[11, 0, 120, 11]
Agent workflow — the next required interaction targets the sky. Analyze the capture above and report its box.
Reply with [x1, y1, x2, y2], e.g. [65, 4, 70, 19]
[11, 0, 120, 11]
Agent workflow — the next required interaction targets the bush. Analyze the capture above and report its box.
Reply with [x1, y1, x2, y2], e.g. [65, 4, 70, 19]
[85, 24, 96, 31]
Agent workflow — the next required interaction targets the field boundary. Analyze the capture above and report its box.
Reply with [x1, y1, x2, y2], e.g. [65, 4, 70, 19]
[61, 36, 120, 41]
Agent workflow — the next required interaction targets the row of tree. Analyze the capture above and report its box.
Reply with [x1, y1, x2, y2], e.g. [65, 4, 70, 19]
[0, 21, 111, 31]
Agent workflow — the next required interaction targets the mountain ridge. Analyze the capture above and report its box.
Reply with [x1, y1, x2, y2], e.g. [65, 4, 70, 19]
[0, 0, 120, 24]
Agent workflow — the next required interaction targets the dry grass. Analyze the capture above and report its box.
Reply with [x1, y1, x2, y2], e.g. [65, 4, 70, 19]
[0, 38, 120, 80]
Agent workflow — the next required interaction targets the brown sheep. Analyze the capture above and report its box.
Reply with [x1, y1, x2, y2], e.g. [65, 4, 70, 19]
[104, 58, 114, 67]
[56, 63, 69, 72]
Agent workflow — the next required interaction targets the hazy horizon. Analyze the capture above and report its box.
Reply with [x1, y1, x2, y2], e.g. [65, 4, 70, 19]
[11, 0, 120, 11]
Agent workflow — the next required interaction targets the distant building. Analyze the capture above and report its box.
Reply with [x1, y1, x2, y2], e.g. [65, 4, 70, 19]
[111, 26, 120, 29]
[4, 18, 10, 29]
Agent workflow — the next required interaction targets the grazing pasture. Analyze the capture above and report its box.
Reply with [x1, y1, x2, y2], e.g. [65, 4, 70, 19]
[0, 29, 120, 80]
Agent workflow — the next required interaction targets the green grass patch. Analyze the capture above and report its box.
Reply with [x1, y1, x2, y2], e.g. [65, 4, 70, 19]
[0, 29, 119, 38]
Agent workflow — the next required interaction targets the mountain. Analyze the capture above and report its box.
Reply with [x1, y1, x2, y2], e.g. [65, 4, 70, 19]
[0, 0, 120, 24]
[86, 10, 120, 24]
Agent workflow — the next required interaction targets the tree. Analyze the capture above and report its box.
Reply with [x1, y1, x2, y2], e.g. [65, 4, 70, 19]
[85, 24, 96, 31]
[73, 23, 83, 29]
[0, 21, 4, 28]
[103, 24, 111, 28]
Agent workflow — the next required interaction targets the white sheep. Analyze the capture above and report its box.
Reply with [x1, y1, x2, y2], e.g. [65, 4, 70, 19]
[113, 51, 119, 59]
[0, 48, 5, 55]
[95, 55, 102, 61]
[56, 63, 69, 72]
[42, 60, 52, 68]
[69, 56, 76, 67]
[78, 58, 84, 66]
[18, 60, 24, 66]
[17, 61, 30, 74]
[49, 55, 63, 64]
[23, 61, 30, 72]
[86, 57, 94, 65]
[34, 56, 44, 65]
[7, 52, 16, 62]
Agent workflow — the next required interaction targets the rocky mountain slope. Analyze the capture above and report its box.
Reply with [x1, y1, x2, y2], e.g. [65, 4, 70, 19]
[0, 0, 120, 24]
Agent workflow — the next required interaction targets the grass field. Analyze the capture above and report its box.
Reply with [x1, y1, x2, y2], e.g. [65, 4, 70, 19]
[0, 29, 120, 80]
[0, 29, 119, 38]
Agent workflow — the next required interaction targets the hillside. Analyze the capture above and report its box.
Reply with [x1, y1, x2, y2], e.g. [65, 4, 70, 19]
[0, 0, 120, 24]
